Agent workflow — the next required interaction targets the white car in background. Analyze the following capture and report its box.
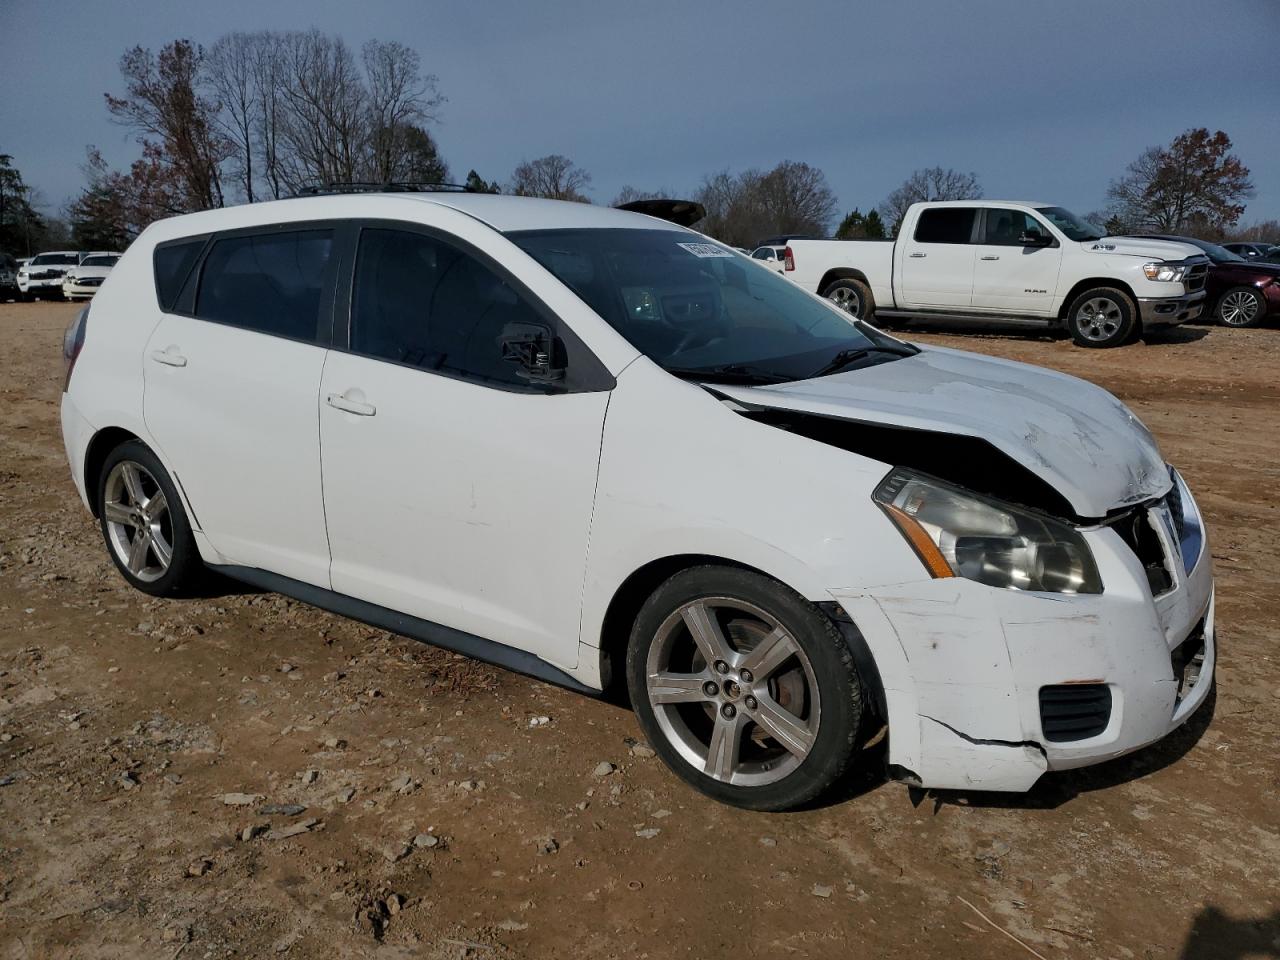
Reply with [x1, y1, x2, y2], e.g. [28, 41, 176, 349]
[59, 190, 1214, 809]
[749, 245, 787, 271]
[63, 252, 121, 300]
[17, 251, 81, 300]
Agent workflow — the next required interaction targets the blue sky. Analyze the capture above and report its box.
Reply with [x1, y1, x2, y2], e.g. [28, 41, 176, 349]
[3, 0, 1276, 225]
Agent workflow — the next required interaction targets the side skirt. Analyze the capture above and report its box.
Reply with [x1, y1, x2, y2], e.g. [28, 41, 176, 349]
[875, 308, 1055, 328]
[209, 564, 598, 697]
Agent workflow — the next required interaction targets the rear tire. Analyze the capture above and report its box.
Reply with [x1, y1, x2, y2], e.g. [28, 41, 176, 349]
[1215, 286, 1267, 328]
[1066, 286, 1138, 348]
[822, 278, 875, 322]
[625, 566, 865, 811]
[96, 440, 204, 597]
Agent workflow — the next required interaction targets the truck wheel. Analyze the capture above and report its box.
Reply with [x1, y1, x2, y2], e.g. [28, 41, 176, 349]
[822, 278, 874, 321]
[1215, 286, 1266, 328]
[1066, 287, 1137, 348]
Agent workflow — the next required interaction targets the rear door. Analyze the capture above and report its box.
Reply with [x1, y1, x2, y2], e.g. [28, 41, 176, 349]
[896, 207, 978, 309]
[970, 208, 1063, 316]
[317, 221, 613, 669]
[142, 225, 337, 587]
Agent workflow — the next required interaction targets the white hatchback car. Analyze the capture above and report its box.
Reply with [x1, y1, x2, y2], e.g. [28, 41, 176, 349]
[60, 190, 1214, 809]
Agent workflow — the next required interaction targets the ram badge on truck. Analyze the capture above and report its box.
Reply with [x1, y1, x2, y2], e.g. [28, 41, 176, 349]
[785, 202, 1210, 348]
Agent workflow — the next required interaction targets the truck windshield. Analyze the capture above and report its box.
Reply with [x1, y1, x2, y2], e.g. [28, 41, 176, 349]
[509, 228, 913, 383]
[1035, 207, 1105, 242]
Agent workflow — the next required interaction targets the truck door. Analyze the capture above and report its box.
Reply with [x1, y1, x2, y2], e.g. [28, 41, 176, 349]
[970, 208, 1063, 316]
[897, 207, 978, 309]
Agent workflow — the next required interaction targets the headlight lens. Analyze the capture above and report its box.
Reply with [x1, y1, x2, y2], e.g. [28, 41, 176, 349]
[1143, 262, 1188, 282]
[874, 469, 1102, 594]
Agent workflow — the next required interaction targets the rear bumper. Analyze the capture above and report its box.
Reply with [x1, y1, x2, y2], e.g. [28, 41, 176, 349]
[1137, 290, 1205, 327]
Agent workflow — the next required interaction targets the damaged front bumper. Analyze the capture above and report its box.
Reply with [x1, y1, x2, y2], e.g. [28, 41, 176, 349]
[832, 511, 1215, 793]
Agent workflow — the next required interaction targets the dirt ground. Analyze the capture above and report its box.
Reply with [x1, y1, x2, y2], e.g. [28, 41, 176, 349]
[1, 300, 1277, 960]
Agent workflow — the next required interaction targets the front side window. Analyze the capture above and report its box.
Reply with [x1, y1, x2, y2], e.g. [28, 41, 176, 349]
[510, 228, 913, 382]
[982, 209, 1048, 246]
[350, 227, 548, 389]
[195, 230, 333, 340]
[914, 209, 977, 244]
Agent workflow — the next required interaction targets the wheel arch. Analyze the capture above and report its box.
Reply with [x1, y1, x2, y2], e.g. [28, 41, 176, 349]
[83, 426, 142, 518]
[817, 267, 872, 296]
[593, 553, 886, 720]
[1056, 277, 1139, 323]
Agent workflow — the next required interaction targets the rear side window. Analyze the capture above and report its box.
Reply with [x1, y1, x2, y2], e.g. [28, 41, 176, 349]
[914, 208, 977, 244]
[195, 230, 334, 341]
[153, 240, 206, 311]
[350, 227, 546, 389]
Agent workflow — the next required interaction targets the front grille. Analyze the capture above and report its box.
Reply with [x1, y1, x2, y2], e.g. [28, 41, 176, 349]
[1109, 507, 1173, 595]
[1185, 261, 1208, 292]
[1039, 684, 1113, 742]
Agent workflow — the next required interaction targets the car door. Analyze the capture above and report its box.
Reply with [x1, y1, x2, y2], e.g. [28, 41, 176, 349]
[318, 222, 613, 670]
[970, 208, 1064, 316]
[143, 225, 337, 588]
[896, 207, 978, 309]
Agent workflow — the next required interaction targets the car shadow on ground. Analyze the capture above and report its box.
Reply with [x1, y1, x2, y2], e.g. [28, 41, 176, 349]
[906, 683, 1217, 814]
[1179, 906, 1280, 959]
[888, 319, 1211, 346]
[1142, 325, 1212, 346]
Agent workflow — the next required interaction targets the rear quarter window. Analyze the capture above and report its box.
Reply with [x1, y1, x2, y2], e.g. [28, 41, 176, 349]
[153, 240, 207, 311]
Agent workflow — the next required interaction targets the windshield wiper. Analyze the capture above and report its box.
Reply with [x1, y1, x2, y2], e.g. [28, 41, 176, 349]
[664, 363, 792, 385]
[810, 344, 917, 378]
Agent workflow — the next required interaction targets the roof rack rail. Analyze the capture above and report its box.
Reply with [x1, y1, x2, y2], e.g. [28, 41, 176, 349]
[294, 181, 473, 197]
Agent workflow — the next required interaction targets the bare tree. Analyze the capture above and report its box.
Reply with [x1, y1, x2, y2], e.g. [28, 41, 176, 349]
[880, 167, 982, 235]
[509, 155, 592, 201]
[276, 31, 369, 191]
[250, 31, 288, 200]
[207, 32, 259, 202]
[363, 40, 445, 183]
[1105, 129, 1252, 233]
[694, 161, 837, 247]
[105, 39, 229, 210]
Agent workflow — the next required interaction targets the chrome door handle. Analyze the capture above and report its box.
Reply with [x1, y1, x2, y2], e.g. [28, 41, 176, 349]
[150, 348, 187, 367]
[326, 392, 376, 417]
[908, 252, 927, 258]
[980, 255, 1000, 261]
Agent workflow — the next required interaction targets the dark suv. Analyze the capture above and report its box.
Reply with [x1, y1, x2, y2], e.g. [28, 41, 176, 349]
[1131, 235, 1280, 328]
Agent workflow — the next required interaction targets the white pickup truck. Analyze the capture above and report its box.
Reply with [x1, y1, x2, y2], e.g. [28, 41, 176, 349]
[784, 201, 1210, 348]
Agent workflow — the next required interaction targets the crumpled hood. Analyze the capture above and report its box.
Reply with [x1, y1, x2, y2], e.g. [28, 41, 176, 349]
[714, 346, 1171, 518]
[1081, 236, 1203, 260]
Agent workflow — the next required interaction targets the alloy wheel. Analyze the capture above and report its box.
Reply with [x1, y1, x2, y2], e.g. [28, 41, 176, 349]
[645, 597, 820, 786]
[1075, 297, 1123, 342]
[1219, 290, 1261, 326]
[102, 461, 173, 583]
[826, 286, 862, 317]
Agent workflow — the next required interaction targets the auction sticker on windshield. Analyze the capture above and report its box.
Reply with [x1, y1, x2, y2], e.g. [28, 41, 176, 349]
[677, 242, 735, 259]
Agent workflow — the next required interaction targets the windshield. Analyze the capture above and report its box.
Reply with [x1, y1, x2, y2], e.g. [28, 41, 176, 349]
[509, 228, 910, 382]
[1035, 207, 1104, 242]
[80, 255, 119, 267]
[31, 253, 79, 266]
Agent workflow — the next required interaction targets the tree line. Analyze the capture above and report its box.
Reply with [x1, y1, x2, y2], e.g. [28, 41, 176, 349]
[0, 28, 1266, 261]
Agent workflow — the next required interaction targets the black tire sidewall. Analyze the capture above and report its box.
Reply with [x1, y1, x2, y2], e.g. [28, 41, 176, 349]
[1067, 287, 1138, 348]
[96, 440, 202, 597]
[1217, 286, 1266, 328]
[625, 566, 864, 811]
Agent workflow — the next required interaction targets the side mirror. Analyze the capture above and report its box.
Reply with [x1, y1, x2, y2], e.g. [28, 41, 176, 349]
[500, 320, 566, 384]
[1019, 230, 1053, 247]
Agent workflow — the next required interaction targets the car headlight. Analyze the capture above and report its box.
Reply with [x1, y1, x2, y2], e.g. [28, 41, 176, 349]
[1143, 262, 1188, 282]
[873, 469, 1102, 594]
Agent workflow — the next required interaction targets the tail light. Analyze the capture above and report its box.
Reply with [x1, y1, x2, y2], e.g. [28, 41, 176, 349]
[784, 246, 795, 271]
[62, 304, 89, 391]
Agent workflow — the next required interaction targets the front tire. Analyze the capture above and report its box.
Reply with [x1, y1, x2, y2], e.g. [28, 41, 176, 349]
[1216, 286, 1267, 328]
[822, 278, 874, 321]
[96, 440, 203, 597]
[625, 566, 865, 811]
[1066, 286, 1138, 348]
